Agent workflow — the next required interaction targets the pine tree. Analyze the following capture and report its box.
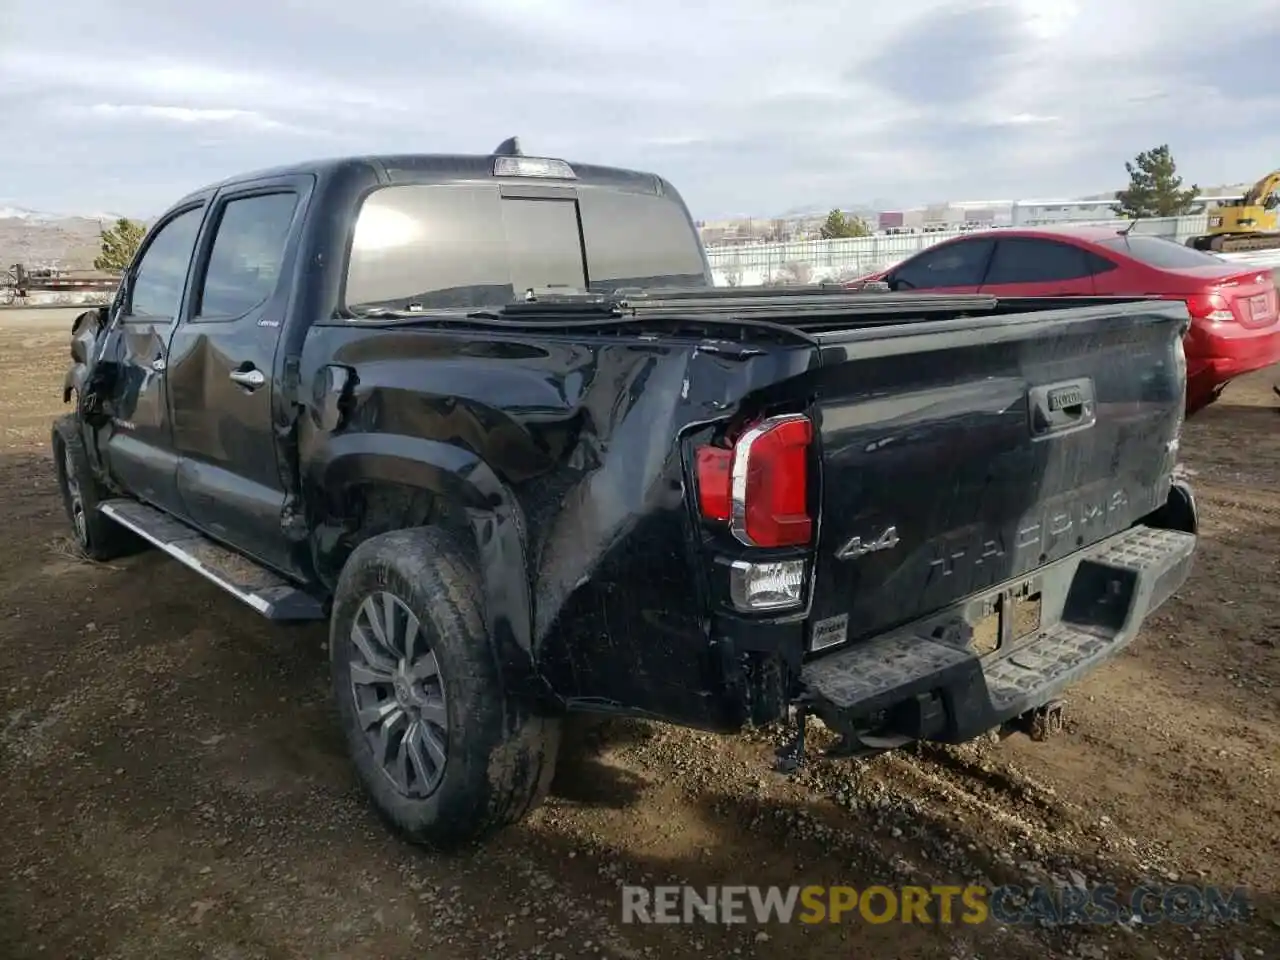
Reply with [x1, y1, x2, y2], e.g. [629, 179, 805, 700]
[820, 209, 871, 239]
[1112, 145, 1199, 219]
[94, 218, 147, 272]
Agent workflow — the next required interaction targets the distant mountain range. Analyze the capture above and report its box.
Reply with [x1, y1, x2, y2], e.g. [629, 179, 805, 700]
[0, 205, 129, 223]
[0, 210, 126, 271]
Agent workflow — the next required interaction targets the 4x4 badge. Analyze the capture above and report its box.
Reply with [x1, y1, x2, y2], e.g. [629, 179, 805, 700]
[835, 525, 900, 561]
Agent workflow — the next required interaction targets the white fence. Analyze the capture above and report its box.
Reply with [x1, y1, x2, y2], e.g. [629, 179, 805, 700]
[701, 213, 1273, 286]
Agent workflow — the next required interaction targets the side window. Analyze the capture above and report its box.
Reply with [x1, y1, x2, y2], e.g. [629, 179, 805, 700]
[893, 238, 993, 289]
[984, 239, 1094, 285]
[195, 192, 299, 320]
[128, 207, 203, 320]
[1084, 251, 1118, 276]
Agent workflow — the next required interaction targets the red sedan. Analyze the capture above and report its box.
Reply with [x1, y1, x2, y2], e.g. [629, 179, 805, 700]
[849, 225, 1280, 415]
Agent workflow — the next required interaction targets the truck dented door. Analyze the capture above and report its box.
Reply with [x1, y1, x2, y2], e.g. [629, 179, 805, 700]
[96, 203, 207, 516]
[167, 176, 313, 574]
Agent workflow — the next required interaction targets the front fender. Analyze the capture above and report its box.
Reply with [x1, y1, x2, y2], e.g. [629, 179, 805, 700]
[62, 306, 110, 405]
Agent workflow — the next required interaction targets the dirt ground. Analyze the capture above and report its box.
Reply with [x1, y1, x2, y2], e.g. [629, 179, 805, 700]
[1, 309, 1277, 960]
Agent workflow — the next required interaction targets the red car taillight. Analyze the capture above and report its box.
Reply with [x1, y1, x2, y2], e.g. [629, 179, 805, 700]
[1184, 292, 1235, 324]
[695, 445, 732, 522]
[695, 413, 813, 548]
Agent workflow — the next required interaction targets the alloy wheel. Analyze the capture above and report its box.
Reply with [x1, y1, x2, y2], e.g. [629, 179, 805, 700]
[348, 591, 449, 798]
[64, 446, 87, 546]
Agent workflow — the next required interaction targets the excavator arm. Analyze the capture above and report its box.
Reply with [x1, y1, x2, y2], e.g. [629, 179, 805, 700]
[1240, 170, 1280, 208]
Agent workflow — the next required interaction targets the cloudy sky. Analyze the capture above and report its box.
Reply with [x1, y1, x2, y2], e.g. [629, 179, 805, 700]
[2, 0, 1279, 220]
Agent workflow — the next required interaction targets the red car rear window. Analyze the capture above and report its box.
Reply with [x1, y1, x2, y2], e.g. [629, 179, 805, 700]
[1097, 236, 1227, 270]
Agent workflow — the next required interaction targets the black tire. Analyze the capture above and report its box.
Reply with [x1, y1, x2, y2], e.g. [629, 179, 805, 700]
[51, 415, 141, 561]
[329, 526, 560, 849]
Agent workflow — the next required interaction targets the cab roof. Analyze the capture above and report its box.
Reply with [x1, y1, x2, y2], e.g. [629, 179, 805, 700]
[176, 146, 668, 208]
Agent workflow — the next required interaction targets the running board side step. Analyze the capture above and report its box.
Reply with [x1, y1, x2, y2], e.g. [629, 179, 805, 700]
[99, 499, 327, 621]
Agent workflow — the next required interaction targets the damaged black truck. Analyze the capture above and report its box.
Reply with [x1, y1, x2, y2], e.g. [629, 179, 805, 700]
[55, 142, 1199, 848]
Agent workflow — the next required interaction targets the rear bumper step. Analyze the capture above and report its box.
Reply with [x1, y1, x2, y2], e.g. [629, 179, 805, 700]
[799, 525, 1196, 745]
[99, 500, 326, 621]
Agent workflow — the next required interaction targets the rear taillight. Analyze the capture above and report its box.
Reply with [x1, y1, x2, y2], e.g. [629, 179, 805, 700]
[695, 413, 814, 548]
[1185, 292, 1235, 323]
[695, 413, 814, 613]
[695, 446, 732, 522]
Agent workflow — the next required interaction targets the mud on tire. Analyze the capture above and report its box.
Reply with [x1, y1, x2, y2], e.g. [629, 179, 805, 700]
[51, 415, 141, 562]
[329, 526, 561, 849]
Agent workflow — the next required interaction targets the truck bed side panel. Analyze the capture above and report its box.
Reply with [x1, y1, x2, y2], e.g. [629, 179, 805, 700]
[296, 325, 813, 730]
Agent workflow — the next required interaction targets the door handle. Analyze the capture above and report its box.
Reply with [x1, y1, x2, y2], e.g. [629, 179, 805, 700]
[1028, 378, 1096, 439]
[229, 368, 266, 389]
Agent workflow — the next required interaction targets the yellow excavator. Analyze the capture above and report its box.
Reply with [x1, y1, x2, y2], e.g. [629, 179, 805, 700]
[1187, 169, 1280, 252]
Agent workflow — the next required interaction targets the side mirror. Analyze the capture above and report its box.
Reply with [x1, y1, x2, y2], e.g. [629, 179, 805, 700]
[69, 306, 108, 364]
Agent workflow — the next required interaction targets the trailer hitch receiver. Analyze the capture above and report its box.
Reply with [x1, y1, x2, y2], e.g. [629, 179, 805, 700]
[1022, 698, 1067, 741]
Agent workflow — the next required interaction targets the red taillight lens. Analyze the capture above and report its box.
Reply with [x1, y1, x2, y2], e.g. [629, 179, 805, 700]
[695, 414, 814, 548]
[1184, 292, 1235, 323]
[695, 446, 732, 521]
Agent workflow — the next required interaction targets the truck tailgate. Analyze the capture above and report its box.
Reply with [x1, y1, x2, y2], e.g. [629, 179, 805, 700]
[805, 301, 1187, 650]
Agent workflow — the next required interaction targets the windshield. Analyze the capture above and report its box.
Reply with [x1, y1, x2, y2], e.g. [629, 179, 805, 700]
[344, 183, 709, 313]
[1097, 235, 1229, 270]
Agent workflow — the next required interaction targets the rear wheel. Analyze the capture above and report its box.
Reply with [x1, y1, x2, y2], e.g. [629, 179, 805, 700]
[329, 526, 560, 849]
[51, 415, 140, 561]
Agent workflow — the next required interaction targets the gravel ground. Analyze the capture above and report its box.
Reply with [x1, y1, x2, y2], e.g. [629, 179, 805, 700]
[1, 313, 1277, 960]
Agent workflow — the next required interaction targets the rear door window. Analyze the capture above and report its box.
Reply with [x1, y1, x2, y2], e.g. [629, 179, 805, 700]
[195, 192, 299, 319]
[892, 238, 994, 289]
[984, 238, 1101, 284]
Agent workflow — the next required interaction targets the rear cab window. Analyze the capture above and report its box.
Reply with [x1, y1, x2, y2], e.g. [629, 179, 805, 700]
[343, 183, 708, 313]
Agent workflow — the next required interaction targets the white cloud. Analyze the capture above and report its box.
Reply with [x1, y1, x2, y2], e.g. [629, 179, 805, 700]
[2, 0, 1279, 218]
[64, 103, 311, 134]
[997, 114, 1060, 126]
[2, 52, 393, 116]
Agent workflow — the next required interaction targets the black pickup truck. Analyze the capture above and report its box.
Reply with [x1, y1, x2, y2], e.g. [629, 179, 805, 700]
[55, 139, 1199, 848]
